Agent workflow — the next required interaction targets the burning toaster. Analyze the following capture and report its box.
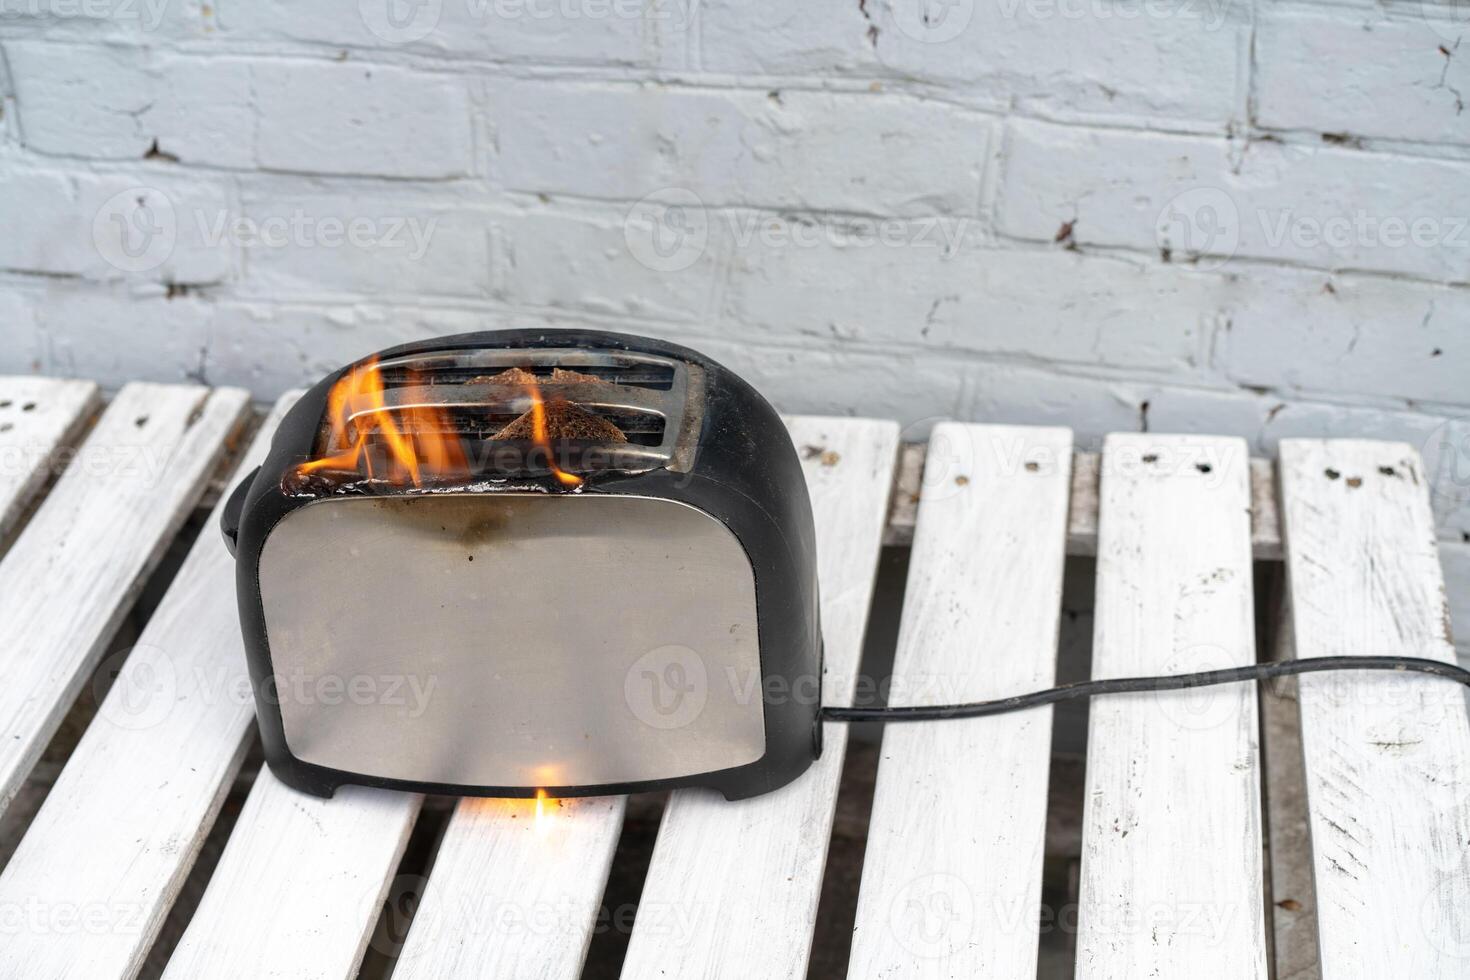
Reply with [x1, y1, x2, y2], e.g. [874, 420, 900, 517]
[221, 330, 822, 801]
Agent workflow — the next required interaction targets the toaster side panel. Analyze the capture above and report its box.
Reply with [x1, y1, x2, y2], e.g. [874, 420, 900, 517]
[256, 493, 766, 789]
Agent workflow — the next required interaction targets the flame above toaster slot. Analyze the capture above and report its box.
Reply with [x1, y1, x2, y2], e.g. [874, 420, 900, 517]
[290, 346, 702, 493]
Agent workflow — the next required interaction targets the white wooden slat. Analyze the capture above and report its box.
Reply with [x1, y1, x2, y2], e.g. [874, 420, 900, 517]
[619, 416, 899, 980]
[160, 777, 421, 980]
[0, 382, 248, 817]
[847, 424, 1072, 978]
[1279, 440, 1470, 978]
[1076, 433, 1268, 978]
[0, 377, 98, 539]
[392, 795, 626, 980]
[0, 394, 295, 980]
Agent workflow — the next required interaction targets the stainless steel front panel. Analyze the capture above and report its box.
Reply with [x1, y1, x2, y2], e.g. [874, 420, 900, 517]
[258, 493, 765, 788]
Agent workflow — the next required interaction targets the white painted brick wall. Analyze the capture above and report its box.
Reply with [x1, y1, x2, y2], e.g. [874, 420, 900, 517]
[2, 0, 1470, 650]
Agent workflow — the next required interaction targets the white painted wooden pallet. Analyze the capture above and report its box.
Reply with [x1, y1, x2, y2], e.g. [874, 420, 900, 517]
[0, 377, 1463, 980]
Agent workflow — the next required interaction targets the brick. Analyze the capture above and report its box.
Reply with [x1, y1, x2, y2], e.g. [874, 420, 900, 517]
[488, 81, 990, 215]
[719, 227, 1219, 372]
[960, 362, 1149, 451]
[697, 1, 876, 77]
[1255, 8, 1470, 145]
[254, 61, 471, 179]
[997, 119, 1470, 282]
[235, 191, 492, 299]
[695, 339, 969, 430]
[489, 205, 720, 321]
[1219, 267, 1470, 407]
[5, 43, 254, 166]
[0, 287, 40, 374]
[1143, 384, 1278, 449]
[698, 0, 1247, 126]
[0, 169, 233, 283]
[29, 282, 218, 383]
[215, 0, 652, 67]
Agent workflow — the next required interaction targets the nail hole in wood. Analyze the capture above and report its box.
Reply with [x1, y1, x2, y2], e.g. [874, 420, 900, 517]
[1325, 468, 1341, 480]
[135, 415, 149, 428]
[0, 400, 11, 408]
[1024, 461, 1039, 472]
[1346, 476, 1362, 488]
[0, 422, 11, 433]
[1142, 453, 1159, 464]
[1196, 462, 1213, 474]
[954, 475, 969, 486]
[21, 402, 35, 411]
[1378, 465, 1396, 477]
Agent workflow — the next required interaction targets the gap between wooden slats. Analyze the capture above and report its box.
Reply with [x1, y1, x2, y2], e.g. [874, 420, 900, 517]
[0, 383, 249, 819]
[1075, 433, 1268, 979]
[846, 424, 1072, 979]
[617, 417, 899, 980]
[1278, 440, 1470, 979]
[0, 377, 99, 541]
[0, 393, 295, 980]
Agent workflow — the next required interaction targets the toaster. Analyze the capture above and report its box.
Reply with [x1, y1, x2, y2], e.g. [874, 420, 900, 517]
[220, 330, 822, 801]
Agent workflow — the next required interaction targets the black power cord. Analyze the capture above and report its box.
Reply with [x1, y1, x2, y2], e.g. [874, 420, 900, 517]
[821, 655, 1470, 723]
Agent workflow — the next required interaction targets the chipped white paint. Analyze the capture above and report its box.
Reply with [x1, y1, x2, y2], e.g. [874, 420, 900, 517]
[618, 416, 898, 980]
[1076, 433, 1268, 979]
[0, 383, 247, 817]
[1279, 440, 1470, 978]
[161, 778, 421, 980]
[0, 376, 97, 539]
[0, 394, 295, 980]
[848, 424, 1072, 978]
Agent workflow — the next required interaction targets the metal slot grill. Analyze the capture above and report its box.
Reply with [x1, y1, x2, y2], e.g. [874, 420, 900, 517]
[315, 346, 704, 478]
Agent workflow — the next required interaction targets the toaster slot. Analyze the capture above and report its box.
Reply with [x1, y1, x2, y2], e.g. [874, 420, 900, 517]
[294, 346, 703, 492]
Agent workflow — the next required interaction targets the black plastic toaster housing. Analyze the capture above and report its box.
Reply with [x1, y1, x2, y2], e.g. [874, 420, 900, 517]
[221, 329, 823, 801]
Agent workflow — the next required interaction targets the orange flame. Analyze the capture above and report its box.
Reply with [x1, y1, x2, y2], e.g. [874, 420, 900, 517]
[524, 383, 583, 488]
[534, 787, 549, 830]
[297, 356, 467, 487]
